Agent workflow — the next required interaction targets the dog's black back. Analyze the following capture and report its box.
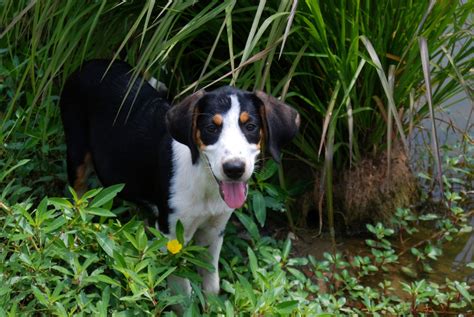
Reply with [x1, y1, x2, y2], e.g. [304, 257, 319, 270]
[60, 59, 172, 229]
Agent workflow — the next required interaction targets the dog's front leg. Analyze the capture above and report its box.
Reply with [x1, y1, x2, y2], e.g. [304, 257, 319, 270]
[166, 215, 201, 297]
[195, 212, 232, 294]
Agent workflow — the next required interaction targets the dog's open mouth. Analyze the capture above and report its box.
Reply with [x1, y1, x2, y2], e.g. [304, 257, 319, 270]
[218, 181, 247, 209]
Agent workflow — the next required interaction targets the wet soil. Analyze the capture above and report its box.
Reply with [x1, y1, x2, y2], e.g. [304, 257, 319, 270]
[287, 216, 474, 290]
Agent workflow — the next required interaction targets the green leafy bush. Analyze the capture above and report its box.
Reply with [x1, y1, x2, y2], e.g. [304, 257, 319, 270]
[0, 162, 472, 315]
[0, 185, 211, 315]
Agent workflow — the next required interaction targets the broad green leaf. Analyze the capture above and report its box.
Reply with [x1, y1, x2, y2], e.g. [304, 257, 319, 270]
[257, 159, 278, 181]
[31, 285, 49, 306]
[176, 220, 185, 244]
[90, 184, 124, 208]
[235, 211, 260, 241]
[43, 217, 67, 234]
[86, 207, 117, 218]
[275, 300, 299, 314]
[80, 188, 101, 201]
[454, 281, 472, 304]
[136, 225, 147, 251]
[236, 273, 256, 307]
[247, 247, 258, 278]
[48, 197, 73, 210]
[287, 267, 306, 282]
[98, 286, 111, 317]
[282, 238, 291, 261]
[153, 267, 176, 288]
[95, 232, 116, 257]
[252, 191, 266, 227]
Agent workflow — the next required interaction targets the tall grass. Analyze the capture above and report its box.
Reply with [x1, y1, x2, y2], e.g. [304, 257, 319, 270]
[283, 0, 473, 237]
[0, 1, 298, 199]
[0, 0, 302, 142]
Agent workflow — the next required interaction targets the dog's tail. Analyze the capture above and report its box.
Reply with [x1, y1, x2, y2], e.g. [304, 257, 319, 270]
[59, 71, 94, 196]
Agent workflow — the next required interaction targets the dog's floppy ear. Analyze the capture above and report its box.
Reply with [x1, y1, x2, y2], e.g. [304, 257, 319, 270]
[255, 91, 300, 163]
[166, 90, 205, 164]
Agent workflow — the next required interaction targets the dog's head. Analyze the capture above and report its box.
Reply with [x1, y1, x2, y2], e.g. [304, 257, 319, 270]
[166, 86, 299, 209]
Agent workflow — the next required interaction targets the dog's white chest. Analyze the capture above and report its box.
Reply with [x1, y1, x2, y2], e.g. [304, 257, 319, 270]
[167, 141, 232, 238]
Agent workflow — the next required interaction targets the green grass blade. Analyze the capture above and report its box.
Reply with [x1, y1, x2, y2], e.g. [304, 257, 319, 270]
[226, 0, 237, 84]
[278, 0, 298, 59]
[419, 36, 444, 201]
[386, 65, 396, 184]
[318, 82, 341, 157]
[361, 35, 408, 154]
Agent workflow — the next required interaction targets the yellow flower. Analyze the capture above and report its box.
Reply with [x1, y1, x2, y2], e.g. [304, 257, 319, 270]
[167, 239, 182, 254]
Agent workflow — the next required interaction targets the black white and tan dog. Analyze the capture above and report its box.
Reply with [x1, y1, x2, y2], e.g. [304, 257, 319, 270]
[60, 59, 299, 295]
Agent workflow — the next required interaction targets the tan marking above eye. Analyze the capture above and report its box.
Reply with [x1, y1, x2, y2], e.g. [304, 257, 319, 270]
[212, 114, 223, 126]
[239, 111, 249, 123]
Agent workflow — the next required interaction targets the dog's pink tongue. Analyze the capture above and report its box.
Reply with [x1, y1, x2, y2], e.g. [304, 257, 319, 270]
[221, 182, 247, 209]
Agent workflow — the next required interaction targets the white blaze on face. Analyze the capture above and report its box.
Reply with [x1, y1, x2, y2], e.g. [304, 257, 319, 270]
[202, 94, 260, 208]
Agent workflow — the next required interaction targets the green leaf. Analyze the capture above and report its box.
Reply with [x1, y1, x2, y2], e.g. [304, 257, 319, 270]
[287, 267, 307, 282]
[123, 231, 138, 250]
[454, 281, 472, 304]
[98, 286, 110, 317]
[54, 302, 68, 317]
[35, 197, 49, 226]
[48, 197, 73, 210]
[275, 300, 299, 314]
[80, 188, 101, 201]
[31, 285, 49, 306]
[282, 238, 292, 261]
[401, 266, 418, 278]
[122, 268, 147, 287]
[43, 217, 67, 233]
[153, 267, 176, 288]
[95, 232, 116, 257]
[419, 213, 439, 221]
[67, 186, 79, 202]
[221, 279, 235, 295]
[176, 220, 185, 244]
[235, 211, 260, 241]
[187, 257, 214, 272]
[112, 250, 127, 269]
[0, 159, 30, 182]
[90, 184, 124, 208]
[225, 300, 235, 316]
[252, 191, 266, 227]
[236, 273, 256, 307]
[257, 159, 278, 181]
[247, 247, 258, 278]
[136, 225, 147, 251]
[86, 207, 117, 218]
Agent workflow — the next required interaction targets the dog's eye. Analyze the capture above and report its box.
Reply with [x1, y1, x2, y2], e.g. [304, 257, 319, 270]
[245, 123, 257, 132]
[206, 124, 218, 133]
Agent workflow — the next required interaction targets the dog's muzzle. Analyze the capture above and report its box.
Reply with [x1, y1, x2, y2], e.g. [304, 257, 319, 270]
[204, 155, 249, 209]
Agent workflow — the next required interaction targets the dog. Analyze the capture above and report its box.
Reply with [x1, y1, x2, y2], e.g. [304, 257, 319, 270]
[60, 59, 299, 295]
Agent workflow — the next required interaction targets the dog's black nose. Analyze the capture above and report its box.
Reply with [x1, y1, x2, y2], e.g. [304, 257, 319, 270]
[223, 160, 246, 180]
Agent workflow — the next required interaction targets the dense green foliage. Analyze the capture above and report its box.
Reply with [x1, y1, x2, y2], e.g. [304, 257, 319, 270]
[0, 147, 472, 315]
[1, 0, 473, 315]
